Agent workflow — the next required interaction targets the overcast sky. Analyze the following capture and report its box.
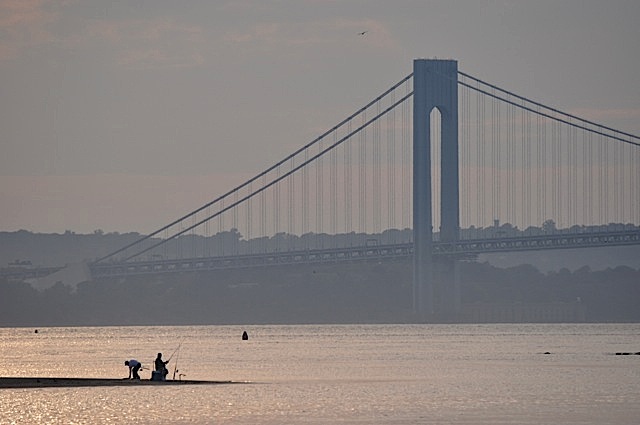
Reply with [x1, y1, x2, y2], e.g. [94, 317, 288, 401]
[2, 0, 639, 235]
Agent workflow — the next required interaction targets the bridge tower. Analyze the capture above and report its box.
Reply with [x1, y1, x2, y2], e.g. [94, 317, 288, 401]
[413, 59, 460, 322]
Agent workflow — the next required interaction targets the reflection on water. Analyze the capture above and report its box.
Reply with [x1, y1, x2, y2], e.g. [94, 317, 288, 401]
[1, 324, 639, 424]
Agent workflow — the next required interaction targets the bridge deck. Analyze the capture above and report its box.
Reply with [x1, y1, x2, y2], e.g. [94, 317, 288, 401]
[88, 230, 640, 278]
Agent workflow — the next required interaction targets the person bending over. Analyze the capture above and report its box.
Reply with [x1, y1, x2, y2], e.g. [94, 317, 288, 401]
[124, 359, 142, 380]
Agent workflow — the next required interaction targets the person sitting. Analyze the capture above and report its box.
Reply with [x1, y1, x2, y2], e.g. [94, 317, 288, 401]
[124, 359, 142, 380]
[154, 353, 169, 380]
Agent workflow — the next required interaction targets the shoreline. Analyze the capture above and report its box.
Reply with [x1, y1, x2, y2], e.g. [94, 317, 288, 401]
[0, 377, 238, 389]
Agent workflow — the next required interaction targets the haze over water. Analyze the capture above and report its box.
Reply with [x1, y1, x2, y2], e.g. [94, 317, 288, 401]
[1, 323, 639, 424]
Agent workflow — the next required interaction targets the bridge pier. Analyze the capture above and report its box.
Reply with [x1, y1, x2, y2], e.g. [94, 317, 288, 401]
[432, 256, 461, 322]
[413, 58, 460, 322]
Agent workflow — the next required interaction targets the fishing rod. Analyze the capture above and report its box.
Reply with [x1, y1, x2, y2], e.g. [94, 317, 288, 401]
[166, 343, 182, 362]
[172, 346, 180, 381]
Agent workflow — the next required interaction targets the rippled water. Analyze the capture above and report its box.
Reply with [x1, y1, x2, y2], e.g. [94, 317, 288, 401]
[1, 323, 639, 424]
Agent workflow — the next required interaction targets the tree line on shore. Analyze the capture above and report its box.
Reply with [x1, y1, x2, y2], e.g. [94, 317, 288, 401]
[1, 260, 638, 327]
[2, 221, 638, 269]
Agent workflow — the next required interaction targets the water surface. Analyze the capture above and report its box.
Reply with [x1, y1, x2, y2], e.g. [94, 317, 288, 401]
[1, 323, 638, 424]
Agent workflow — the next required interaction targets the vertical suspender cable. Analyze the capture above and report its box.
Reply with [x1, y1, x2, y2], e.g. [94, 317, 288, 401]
[387, 91, 396, 240]
[359, 109, 367, 234]
[551, 121, 557, 226]
[506, 100, 512, 224]
[374, 99, 381, 233]
[571, 124, 577, 228]
[460, 80, 467, 234]
[206, 208, 210, 257]
[273, 166, 280, 252]
[510, 100, 516, 226]
[480, 86, 486, 228]
[331, 130, 337, 246]
[402, 82, 409, 232]
[490, 89, 497, 231]
[471, 84, 476, 236]
[288, 158, 294, 251]
[261, 174, 266, 253]
[540, 111, 547, 224]
[303, 149, 309, 248]
[476, 81, 482, 229]
[634, 139, 640, 225]
[585, 132, 592, 225]
[495, 90, 501, 231]
[635, 139, 639, 225]
[616, 137, 623, 222]
[345, 120, 352, 246]
[317, 139, 323, 247]
[599, 134, 605, 225]
[219, 199, 224, 255]
[566, 124, 572, 229]
[191, 215, 195, 258]
[521, 103, 533, 230]
[233, 190, 239, 250]
[246, 182, 252, 254]
[534, 111, 540, 226]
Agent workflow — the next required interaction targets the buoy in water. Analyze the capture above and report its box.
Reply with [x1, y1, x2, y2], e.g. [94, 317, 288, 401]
[242, 331, 248, 341]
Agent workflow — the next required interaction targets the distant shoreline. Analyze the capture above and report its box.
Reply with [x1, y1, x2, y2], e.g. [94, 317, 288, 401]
[0, 377, 238, 389]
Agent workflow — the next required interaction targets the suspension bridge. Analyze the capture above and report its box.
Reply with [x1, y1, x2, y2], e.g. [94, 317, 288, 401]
[85, 59, 640, 320]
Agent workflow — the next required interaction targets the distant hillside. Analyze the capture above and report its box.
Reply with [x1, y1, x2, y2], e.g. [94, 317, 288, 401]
[1, 229, 639, 272]
[480, 245, 640, 272]
[0, 230, 146, 267]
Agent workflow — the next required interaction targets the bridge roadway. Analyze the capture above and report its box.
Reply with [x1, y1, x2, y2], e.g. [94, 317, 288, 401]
[0, 266, 63, 281]
[90, 230, 640, 279]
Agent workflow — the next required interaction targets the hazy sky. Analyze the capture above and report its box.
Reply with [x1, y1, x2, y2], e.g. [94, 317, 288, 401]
[2, 0, 639, 234]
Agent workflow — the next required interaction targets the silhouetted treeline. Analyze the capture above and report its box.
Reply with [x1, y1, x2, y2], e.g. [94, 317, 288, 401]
[1, 261, 638, 326]
[459, 262, 640, 322]
[0, 230, 146, 267]
[2, 224, 639, 271]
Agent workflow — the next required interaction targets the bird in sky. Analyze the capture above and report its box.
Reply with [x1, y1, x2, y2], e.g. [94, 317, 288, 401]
[358, 31, 368, 36]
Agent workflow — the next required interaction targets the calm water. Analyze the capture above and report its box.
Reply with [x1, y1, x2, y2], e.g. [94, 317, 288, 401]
[0, 323, 639, 424]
